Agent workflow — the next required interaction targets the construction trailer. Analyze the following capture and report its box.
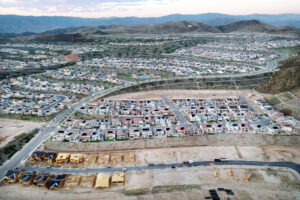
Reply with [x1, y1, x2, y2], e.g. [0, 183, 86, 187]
[111, 172, 125, 185]
[29, 151, 44, 163]
[69, 154, 84, 164]
[1, 169, 24, 184]
[44, 152, 57, 164]
[32, 174, 52, 187]
[95, 173, 110, 189]
[56, 153, 70, 164]
[19, 171, 36, 185]
[45, 174, 67, 190]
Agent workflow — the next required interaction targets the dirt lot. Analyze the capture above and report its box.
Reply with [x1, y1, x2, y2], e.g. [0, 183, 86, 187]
[0, 166, 299, 200]
[103, 89, 249, 101]
[0, 119, 43, 148]
[32, 145, 300, 169]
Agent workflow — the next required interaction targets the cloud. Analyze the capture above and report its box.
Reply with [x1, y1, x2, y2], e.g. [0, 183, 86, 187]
[0, 0, 299, 17]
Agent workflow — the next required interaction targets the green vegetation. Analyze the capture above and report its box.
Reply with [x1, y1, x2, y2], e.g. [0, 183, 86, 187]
[0, 113, 52, 122]
[0, 128, 39, 165]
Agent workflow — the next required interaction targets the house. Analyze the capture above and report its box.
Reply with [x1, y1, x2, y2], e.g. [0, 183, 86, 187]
[268, 124, 282, 134]
[70, 154, 84, 164]
[79, 130, 92, 141]
[46, 174, 67, 190]
[176, 125, 190, 135]
[129, 128, 140, 139]
[111, 173, 125, 185]
[44, 152, 57, 164]
[227, 122, 240, 133]
[52, 129, 66, 142]
[116, 130, 128, 140]
[201, 124, 214, 134]
[56, 153, 70, 164]
[92, 131, 103, 141]
[141, 127, 153, 138]
[165, 127, 177, 137]
[32, 174, 52, 187]
[65, 130, 79, 142]
[19, 171, 36, 185]
[104, 129, 116, 140]
[1, 169, 24, 183]
[95, 173, 110, 189]
[30, 151, 44, 162]
[153, 126, 165, 137]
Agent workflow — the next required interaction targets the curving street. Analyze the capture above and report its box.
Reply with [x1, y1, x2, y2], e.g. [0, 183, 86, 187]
[0, 53, 289, 179]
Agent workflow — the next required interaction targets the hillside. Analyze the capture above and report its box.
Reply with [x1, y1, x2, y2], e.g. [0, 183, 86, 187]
[0, 13, 300, 33]
[257, 52, 300, 94]
[103, 21, 221, 34]
[217, 20, 298, 34]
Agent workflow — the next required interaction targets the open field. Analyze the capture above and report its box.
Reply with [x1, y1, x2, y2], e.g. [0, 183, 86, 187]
[0, 166, 299, 200]
[0, 119, 43, 148]
[102, 89, 250, 101]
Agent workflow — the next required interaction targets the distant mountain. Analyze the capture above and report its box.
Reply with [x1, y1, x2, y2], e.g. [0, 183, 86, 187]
[101, 21, 221, 34]
[3, 20, 298, 41]
[0, 32, 36, 39]
[217, 20, 299, 34]
[1, 13, 300, 33]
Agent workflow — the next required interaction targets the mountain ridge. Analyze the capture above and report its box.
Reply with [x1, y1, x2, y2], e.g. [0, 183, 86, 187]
[1, 13, 300, 33]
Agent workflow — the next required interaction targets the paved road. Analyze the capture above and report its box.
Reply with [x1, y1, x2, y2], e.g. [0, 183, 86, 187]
[0, 53, 289, 179]
[21, 160, 300, 175]
[161, 95, 189, 126]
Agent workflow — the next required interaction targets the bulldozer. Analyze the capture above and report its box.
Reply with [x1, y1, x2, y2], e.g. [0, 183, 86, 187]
[243, 173, 252, 182]
[229, 169, 234, 177]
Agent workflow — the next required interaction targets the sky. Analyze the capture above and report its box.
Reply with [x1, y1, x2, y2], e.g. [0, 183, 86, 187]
[0, 0, 299, 18]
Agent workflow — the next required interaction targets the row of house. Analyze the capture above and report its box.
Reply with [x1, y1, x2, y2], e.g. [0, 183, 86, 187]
[256, 99, 296, 132]
[0, 83, 76, 116]
[30, 151, 84, 164]
[10, 76, 104, 95]
[62, 115, 177, 129]
[52, 124, 203, 142]
[79, 99, 174, 116]
[1, 168, 67, 190]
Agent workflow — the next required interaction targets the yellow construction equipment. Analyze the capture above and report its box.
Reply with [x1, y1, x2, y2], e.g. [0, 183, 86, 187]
[214, 170, 218, 178]
[243, 173, 252, 182]
[229, 169, 234, 176]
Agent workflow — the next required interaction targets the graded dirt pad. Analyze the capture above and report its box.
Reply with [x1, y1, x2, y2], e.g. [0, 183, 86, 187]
[103, 89, 249, 101]
[64, 175, 81, 189]
[0, 118, 43, 148]
[37, 145, 300, 169]
[0, 166, 299, 200]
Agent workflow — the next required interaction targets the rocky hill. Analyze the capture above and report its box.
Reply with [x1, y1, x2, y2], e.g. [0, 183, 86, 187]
[257, 51, 300, 94]
[217, 20, 298, 34]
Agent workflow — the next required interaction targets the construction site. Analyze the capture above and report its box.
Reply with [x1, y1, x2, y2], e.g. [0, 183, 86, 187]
[0, 165, 299, 200]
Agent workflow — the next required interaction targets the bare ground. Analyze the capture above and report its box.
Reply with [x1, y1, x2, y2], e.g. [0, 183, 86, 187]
[0, 166, 299, 200]
[0, 119, 43, 148]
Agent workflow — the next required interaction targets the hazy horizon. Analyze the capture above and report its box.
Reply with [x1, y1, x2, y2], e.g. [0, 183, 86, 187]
[0, 0, 300, 18]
